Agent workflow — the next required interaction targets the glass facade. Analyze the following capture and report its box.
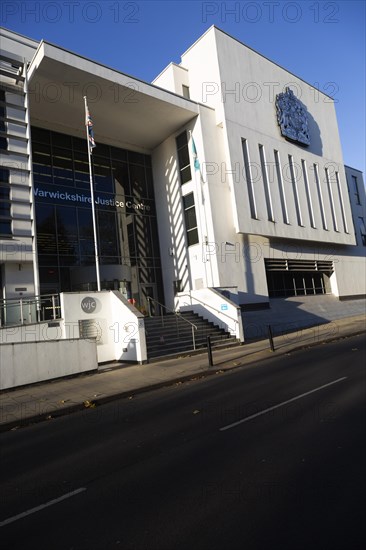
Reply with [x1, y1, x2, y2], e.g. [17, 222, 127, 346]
[32, 127, 164, 311]
[0, 167, 11, 237]
[0, 88, 12, 236]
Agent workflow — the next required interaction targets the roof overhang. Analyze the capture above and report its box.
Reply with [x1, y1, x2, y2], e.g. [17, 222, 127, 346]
[27, 42, 199, 152]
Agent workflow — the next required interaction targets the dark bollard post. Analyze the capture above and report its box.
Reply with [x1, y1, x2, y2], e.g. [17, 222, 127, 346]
[207, 336, 214, 366]
[267, 325, 275, 352]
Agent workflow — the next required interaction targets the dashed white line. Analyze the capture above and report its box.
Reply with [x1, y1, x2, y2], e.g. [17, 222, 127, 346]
[0, 487, 87, 527]
[220, 377, 347, 432]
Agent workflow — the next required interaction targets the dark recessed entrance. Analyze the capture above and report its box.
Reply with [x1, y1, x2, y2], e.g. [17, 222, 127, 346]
[265, 259, 333, 298]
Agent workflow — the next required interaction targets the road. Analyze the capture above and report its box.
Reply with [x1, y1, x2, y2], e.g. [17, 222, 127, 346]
[0, 333, 365, 549]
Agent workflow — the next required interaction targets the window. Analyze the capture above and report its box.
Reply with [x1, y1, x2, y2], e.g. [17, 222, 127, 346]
[183, 192, 199, 246]
[352, 175, 361, 205]
[31, 127, 163, 297]
[0, 168, 10, 182]
[0, 221, 12, 235]
[176, 131, 192, 185]
[0, 171, 11, 236]
[0, 197, 11, 215]
[358, 217, 366, 246]
[182, 85, 190, 99]
[0, 90, 6, 134]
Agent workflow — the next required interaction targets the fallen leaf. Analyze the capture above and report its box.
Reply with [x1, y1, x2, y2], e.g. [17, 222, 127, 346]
[83, 400, 96, 409]
[193, 409, 200, 414]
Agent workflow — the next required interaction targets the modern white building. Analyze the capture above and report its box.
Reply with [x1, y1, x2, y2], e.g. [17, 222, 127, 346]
[1, 25, 365, 328]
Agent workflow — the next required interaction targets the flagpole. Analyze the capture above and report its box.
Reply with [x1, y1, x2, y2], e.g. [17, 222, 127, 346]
[84, 96, 101, 292]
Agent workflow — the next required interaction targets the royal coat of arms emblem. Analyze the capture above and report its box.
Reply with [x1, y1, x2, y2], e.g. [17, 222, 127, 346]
[275, 87, 310, 146]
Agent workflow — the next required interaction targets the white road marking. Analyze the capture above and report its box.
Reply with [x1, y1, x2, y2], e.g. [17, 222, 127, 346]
[0, 487, 87, 527]
[220, 377, 347, 432]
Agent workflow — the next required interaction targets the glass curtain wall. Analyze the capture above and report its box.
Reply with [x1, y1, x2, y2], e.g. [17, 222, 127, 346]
[31, 127, 164, 312]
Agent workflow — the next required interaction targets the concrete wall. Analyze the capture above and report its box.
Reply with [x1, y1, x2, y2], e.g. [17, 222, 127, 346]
[180, 27, 355, 247]
[0, 338, 97, 390]
[175, 288, 244, 341]
[60, 291, 147, 363]
[0, 319, 65, 344]
[152, 134, 190, 308]
[153, 63, 190, 97]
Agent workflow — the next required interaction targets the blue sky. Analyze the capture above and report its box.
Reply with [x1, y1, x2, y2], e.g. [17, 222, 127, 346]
[2, 0, 365, 175]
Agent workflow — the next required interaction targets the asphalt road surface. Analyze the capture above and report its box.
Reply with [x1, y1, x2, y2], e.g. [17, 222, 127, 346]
[1, 333, 365, 550]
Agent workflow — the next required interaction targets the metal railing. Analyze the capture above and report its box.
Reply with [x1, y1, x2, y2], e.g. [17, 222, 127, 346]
[146, 296, 198, 350]
[0, 294, 61, 327]
[178, 293, 239, 333]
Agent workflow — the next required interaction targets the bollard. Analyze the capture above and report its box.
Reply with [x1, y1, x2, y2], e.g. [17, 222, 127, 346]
[207, 336, 214, 366]
[267, 324, 275, 352]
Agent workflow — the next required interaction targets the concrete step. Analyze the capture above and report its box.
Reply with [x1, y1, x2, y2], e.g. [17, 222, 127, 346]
[145, 310, 235, 359]
[148, 340, 240, 360]
[147, 333, 234, 353]
[148, 336, 240, 361]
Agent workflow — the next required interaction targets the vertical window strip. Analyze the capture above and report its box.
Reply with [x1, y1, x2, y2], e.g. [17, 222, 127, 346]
[258, 144, 274, 221]
[182, 192, 199, 246]
[274, 150, 289, 224]
[352, 175, 361, 205]
[314, 163, 327, 230]
[0, 161, 12, 236]
[301, 159, 315, 228]
[242, 139, 257, 219]
[325, 167, 338, 231]
[335, 172, 348, 233]
[358, 217, 366, 246]
[176, 131, 192, 185]
[288, 155, 303, 226]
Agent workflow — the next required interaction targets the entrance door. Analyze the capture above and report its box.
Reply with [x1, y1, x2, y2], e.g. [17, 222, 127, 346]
[140, 284, 159, 316]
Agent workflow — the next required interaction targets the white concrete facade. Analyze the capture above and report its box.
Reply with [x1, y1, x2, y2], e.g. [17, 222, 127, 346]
[1, 25, 365, 332]
[0, 29, 39, 305]
[153, 26, 365, 305]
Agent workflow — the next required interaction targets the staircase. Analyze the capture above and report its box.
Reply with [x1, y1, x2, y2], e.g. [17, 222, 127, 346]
[144, 311, 239, 360]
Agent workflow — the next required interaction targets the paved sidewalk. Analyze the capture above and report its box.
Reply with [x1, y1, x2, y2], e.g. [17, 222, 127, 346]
[1, 314, 365, 432]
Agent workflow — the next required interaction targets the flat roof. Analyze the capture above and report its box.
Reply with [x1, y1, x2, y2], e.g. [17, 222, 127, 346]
[27, 41, 201, 151]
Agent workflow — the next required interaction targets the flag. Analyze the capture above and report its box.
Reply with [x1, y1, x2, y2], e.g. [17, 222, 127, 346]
[85, 101, 96, 151]
[191, 135, 200, 171]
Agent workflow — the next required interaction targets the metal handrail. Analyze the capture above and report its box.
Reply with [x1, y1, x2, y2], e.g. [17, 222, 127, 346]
[0, 293, 61, 327]
[146, 296, 198, 350]
[178, 293, 239, 326]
